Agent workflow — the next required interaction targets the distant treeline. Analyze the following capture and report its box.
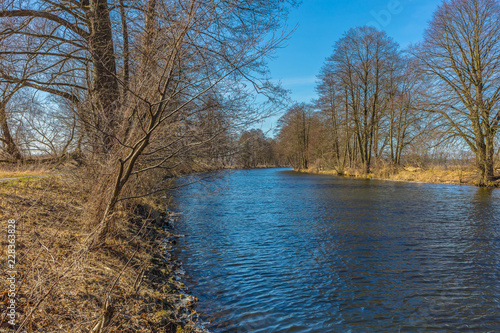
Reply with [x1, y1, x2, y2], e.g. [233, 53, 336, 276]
[235, 129, 280, 168]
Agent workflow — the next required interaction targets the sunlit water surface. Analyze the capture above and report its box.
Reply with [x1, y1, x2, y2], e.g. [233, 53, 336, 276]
[172, 168, 500, 332]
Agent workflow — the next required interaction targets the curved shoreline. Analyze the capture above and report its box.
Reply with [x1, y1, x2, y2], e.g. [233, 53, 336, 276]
[0, 177, 210, 332]
[294, 168, 500, 188]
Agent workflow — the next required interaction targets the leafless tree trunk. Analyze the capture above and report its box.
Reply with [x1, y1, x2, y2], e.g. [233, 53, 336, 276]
[0, 83, 23, 160]
[327, 26, 398, 174]
[119, 0, 130, 94]
[413, 0, 500, 185]
[0, 0, 119, 152]
[0, 100, 21, 160]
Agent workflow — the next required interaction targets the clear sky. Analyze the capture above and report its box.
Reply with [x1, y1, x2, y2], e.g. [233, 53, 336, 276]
[257, 0, 440, 134]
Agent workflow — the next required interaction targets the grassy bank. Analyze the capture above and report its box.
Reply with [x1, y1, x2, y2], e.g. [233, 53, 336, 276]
[0, 164, 56, 180]
[299, 165, 500, 187]
[0, 176, 207, 332]
[224, 164, 284, 169]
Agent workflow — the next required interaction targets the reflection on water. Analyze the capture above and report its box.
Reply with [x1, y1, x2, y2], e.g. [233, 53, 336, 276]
[172, 168, 500, 332]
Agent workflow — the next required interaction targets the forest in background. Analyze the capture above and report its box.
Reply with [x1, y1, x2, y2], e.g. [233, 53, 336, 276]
[275, 0, 500, 186]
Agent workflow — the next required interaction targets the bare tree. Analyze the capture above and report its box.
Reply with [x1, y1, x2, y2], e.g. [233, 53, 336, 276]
[385, 55, 432, 166]
[323, 26, 399, 174]
[276, 103, 313, 170]
[237, 129, 276, 168]
[79, 0, 293, 244]
[14, 95, 77, 158]
[0, 0, 293, 245]
[0, 82, 22, 159]
[413, 0, 500, 185]
[0, 0, 123, 153]
[316, 70, 355, 173]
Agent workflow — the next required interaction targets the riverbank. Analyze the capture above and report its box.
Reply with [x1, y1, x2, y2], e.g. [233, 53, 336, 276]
[224, 164, 284, 170]
[298, 165, 500, 187]
[0, 176, 208, 332]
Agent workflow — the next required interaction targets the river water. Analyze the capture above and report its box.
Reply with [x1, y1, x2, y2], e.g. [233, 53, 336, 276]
[172, 168, 500, 332]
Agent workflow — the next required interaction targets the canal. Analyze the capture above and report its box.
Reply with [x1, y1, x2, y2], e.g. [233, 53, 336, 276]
[172, 168, 500, 332]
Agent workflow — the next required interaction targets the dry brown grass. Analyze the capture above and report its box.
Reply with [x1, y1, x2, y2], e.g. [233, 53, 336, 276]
[302, 163, 491, 186]
[385, 165, 478, 185]
[0, 176, 205, 332]
[0, 164, 54, 179]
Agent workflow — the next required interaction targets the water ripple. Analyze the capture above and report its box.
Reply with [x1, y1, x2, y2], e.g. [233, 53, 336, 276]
[173, 169, 500, 332]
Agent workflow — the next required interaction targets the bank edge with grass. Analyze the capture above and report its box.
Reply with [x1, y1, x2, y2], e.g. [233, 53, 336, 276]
[0, 176, 209, 332]
[296, 165, 500, 187]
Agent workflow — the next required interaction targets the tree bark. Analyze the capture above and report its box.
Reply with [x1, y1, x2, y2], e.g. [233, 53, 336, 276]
[86, 0, 120, 149]
[118, 0, 130, 95]
[476, 134, 495, 185]
[0, 101, 21, 160]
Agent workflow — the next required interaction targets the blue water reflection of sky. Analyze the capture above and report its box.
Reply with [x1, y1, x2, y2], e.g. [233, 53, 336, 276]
[173, 169, 500, 332]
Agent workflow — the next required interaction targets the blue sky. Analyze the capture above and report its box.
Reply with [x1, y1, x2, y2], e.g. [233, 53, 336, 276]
[257, 0, 440, 133]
